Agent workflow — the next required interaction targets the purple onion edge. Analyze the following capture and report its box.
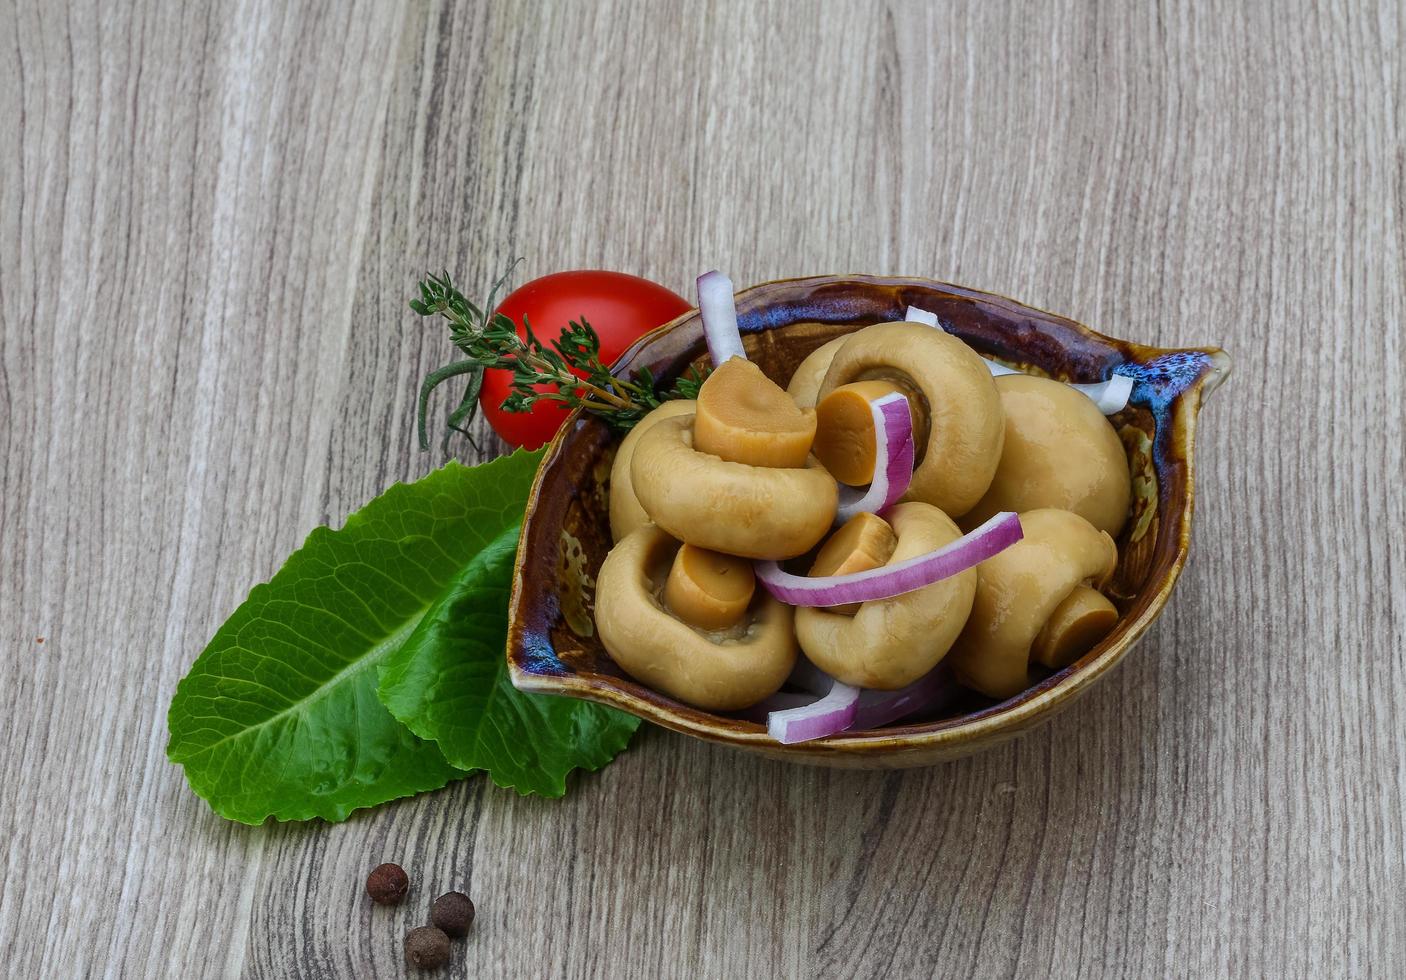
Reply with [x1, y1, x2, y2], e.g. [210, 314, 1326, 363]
[756, 512, 1023, 607]
[835, 394, 915, 520]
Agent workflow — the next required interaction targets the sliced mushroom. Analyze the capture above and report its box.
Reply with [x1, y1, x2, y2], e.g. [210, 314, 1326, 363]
[785, 336, 850, 409]
[962, 375, 1132, 536]
[609, 399, 697, 542]
[796, 502, 977, 690]
[817, 321, 1004, 516]
[631, 416, 838, 559]
[947, 508, 1119, 699]
[595, 525, 797, 710]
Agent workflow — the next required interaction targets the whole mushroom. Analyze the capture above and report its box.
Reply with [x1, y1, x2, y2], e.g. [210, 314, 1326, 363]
[795, 503, 978, 690]
[608, 398, 696, 542]
[630, 358, 838, 560]
[814, 321, 1005, 516]
[594, 524, 797, 710]
[962, 374, 1132, 536]
[947, 508, 1119, 699]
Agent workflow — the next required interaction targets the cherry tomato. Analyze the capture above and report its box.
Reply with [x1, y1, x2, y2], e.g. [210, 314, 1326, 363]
[480, 270, 692, 449]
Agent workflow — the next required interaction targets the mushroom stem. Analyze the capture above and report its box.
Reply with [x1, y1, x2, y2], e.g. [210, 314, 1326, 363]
[833, 392, 916, 523]
[692, 357, 817, 468]
[808, 513, 898, 615]
[813, 381, 910, 485]
[663, 544, 756, 631]
[1030, 586, 1118, 669]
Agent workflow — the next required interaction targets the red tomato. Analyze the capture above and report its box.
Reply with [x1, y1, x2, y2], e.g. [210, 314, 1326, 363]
[480, 270, 692, 449]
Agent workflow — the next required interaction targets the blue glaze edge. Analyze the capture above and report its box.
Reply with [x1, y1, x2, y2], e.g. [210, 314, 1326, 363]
[1120, 350, 1215, 497]
[520, 626, 570, 676]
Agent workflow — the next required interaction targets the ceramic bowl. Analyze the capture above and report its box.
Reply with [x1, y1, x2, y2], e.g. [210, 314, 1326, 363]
[506, 275, 1229, 767]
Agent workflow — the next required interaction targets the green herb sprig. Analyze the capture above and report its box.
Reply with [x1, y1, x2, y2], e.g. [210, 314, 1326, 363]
[410, 263, 706, 453]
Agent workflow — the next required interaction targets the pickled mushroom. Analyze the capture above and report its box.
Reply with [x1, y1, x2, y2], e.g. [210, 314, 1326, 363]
[963, 374, 1131, 536]
[947, 508, 1119, 698]
[693, 357, 817, 468]
[817, 321, 1004, 516]
[608, 399, 697, 542]
[663, 543, 756, 631]
[796, 503, 977, 690]
[807, 512, 898, 615]
[595, 525, 797, 711]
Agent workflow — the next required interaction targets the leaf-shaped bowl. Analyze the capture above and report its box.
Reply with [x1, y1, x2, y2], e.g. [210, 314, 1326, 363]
[506, 275, 1229, 767]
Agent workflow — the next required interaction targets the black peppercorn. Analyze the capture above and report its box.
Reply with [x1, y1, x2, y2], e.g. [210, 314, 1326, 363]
[430, 891, 475, 937]
[404, 926, 451, 969]
[366, 863, 409, 905]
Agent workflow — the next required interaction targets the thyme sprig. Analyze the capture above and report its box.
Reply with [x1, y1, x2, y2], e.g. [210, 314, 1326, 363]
[410, 262, 706, 454]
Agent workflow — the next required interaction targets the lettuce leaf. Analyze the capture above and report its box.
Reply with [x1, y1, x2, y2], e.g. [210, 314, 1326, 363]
[376, 526, 639, 796]
[166, 450, 633, 824]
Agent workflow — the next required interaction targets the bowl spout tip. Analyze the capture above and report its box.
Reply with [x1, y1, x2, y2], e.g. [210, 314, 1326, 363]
[1199, 349, 1233, 402]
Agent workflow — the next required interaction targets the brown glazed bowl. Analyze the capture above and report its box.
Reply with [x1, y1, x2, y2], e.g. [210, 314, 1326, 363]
[507, 275, 1229, 767]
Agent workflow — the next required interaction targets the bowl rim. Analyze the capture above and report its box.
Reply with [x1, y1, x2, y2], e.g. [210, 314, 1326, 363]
[507, 273, 1230, 755]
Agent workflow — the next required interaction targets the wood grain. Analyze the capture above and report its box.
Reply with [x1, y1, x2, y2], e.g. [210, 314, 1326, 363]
[2, 0, 1402, 976]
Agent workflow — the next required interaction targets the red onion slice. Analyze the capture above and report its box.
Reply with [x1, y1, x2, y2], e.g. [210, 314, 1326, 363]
[752, 661, 959, 739]
[835, 392, 915, 523]
[751, 660, 958, 741]
[904, 305, 1130, 411]
[755, 511, 1023, 607]
[847, 662, 959, 731]
[697, 270, 746, 366]
[902, 305, 939, 328]
[767, 677, 861, 744]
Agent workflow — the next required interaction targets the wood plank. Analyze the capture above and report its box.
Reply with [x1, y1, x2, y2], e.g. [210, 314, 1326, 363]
[0, 0, 1401, 976]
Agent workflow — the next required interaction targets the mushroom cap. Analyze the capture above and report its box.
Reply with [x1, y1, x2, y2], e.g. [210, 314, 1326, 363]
[594, 524, 797, 710]
[963, 375, 1131, 536]
[947, 508, 1118, 699]
[608, 399, 697, 543]
[818, 321, 1005, 516]
[796, 502, 977, 690]
[786, 336, 849, 409]
[630, 416, 838, 560]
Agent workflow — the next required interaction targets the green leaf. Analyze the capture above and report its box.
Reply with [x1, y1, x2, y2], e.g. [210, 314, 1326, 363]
[377, 526, 640, 797]
[166, 451, 544, 824]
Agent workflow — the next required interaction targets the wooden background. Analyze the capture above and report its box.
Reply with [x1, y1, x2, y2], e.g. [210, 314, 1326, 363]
[3, 0, 1403, 976]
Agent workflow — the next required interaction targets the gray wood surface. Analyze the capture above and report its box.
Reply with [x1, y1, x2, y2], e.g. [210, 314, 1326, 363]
[3, 0, 1403, 976]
